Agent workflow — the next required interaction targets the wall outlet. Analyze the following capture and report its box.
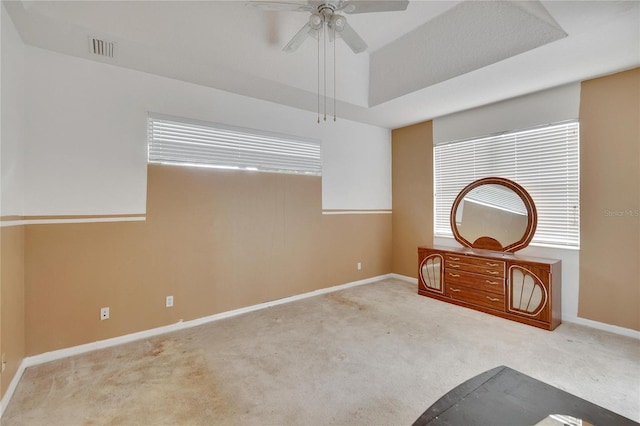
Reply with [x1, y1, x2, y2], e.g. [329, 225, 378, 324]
[1, 353, 6, 372]
[166, 295, 174, 308]
[100, 307, 110, 320]
[357, 262, 362, 270]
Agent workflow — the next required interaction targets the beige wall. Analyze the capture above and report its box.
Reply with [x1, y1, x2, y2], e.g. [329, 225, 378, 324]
[391, 121, 434, 278]
[579, 68, 640, 331]
[0, 225, 25, 396]
[24, 165, 392, 355]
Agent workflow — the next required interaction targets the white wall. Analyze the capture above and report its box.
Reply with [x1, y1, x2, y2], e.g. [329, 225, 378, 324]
[23, 46, 391, 216]
[1, 2, 25, 217]
[433, 83, 582, 321]
[433, 83, 581, 144]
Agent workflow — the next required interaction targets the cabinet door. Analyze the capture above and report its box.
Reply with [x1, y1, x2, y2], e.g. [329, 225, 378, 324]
[419, 254, 444, 294]
[507, 265, 550, 322]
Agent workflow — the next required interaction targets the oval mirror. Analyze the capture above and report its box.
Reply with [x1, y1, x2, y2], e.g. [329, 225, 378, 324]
[450, 177, 537, 252]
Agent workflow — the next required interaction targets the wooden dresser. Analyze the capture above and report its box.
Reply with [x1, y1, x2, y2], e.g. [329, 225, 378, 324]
[418, 245, 561, 330]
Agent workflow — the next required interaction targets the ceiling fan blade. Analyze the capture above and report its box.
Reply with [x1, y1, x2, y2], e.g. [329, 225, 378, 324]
[341, 0, 409, 14]
[246, 1, 314, 12]
[283, 22, 312, 52]
[337, 21, 367, 53]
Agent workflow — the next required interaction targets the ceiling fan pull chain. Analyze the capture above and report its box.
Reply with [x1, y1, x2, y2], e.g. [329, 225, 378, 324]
[323, 17, 327, 122]
[333, 23, 336, 122]
[317, 27, 320, 124]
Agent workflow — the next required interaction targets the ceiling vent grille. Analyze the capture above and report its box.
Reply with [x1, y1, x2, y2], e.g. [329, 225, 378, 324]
[89, 37, 116, 58]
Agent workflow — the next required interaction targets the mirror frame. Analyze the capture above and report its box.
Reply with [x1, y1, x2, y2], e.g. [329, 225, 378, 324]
[450, 177, 537, 253]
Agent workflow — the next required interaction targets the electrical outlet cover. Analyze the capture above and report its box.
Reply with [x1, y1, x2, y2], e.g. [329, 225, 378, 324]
[100, 307, 110, 320]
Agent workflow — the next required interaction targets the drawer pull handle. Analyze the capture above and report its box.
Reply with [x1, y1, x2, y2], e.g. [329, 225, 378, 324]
[449, 273, 460, 278]
[486, 296, 500, 302]
[449, 257, 460, 261]
[486, 271, 499, 275]
[449, 264, 460, 268]
[450, 288, 461, 292]
[486, 280, 499, 285]
[486, 262, 499, 267]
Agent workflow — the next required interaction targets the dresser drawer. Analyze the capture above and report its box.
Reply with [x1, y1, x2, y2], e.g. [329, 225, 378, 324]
[445, 257, 505, 278]
[445, 269, 505, 295]
[446, 284, 505, 311]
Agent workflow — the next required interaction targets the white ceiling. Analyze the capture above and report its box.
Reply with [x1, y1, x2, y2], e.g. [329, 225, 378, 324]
[5, 0, 640, 129]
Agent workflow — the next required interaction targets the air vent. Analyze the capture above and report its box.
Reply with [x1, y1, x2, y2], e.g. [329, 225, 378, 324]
[89, 37, 116, 58]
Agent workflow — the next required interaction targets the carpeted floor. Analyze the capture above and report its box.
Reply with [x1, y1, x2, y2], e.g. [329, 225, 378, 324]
[3, 278, 640, 425]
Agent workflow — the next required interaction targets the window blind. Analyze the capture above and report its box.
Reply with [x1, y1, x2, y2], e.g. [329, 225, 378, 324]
[148, 115, 321, 176]
[435, 120, 579, 248]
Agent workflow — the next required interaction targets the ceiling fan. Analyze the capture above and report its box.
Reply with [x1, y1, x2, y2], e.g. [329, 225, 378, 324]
[248, 0, 409, 53]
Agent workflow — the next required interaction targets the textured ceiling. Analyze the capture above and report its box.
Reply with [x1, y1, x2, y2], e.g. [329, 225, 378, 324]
[4, 0, 640, 128]
[369, 1, 567, 105]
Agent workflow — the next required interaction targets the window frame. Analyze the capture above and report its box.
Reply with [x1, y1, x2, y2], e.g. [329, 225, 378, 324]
[147, 113, 322, 176]
[434, 119, 580, 250]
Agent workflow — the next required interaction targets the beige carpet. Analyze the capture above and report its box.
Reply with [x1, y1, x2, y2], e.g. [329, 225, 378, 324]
[3, 278, 640, 425]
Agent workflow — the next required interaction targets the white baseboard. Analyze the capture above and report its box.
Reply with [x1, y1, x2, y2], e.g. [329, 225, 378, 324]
[0, 360, 27, 419]
[0, 273, 392, 419]
[389, 273, 417, 284]
[24, 274, 392, 368]
[562, 315, 640, 339]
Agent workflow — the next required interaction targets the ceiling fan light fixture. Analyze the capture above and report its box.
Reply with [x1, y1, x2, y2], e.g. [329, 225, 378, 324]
[330, 14, 346, 32]
[309, 13, 323, 29]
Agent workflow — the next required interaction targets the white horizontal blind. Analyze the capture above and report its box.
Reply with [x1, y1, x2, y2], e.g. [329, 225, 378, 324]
[435, 120, 579, 248]
[148, 115, 321, 175]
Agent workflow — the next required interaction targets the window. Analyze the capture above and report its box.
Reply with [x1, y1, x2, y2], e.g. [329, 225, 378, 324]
[434, 120, 579, 248]
[148, 114, 321, 175]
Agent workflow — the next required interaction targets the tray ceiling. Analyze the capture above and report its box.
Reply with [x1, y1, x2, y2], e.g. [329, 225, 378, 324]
[4, 0, 639, 128]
